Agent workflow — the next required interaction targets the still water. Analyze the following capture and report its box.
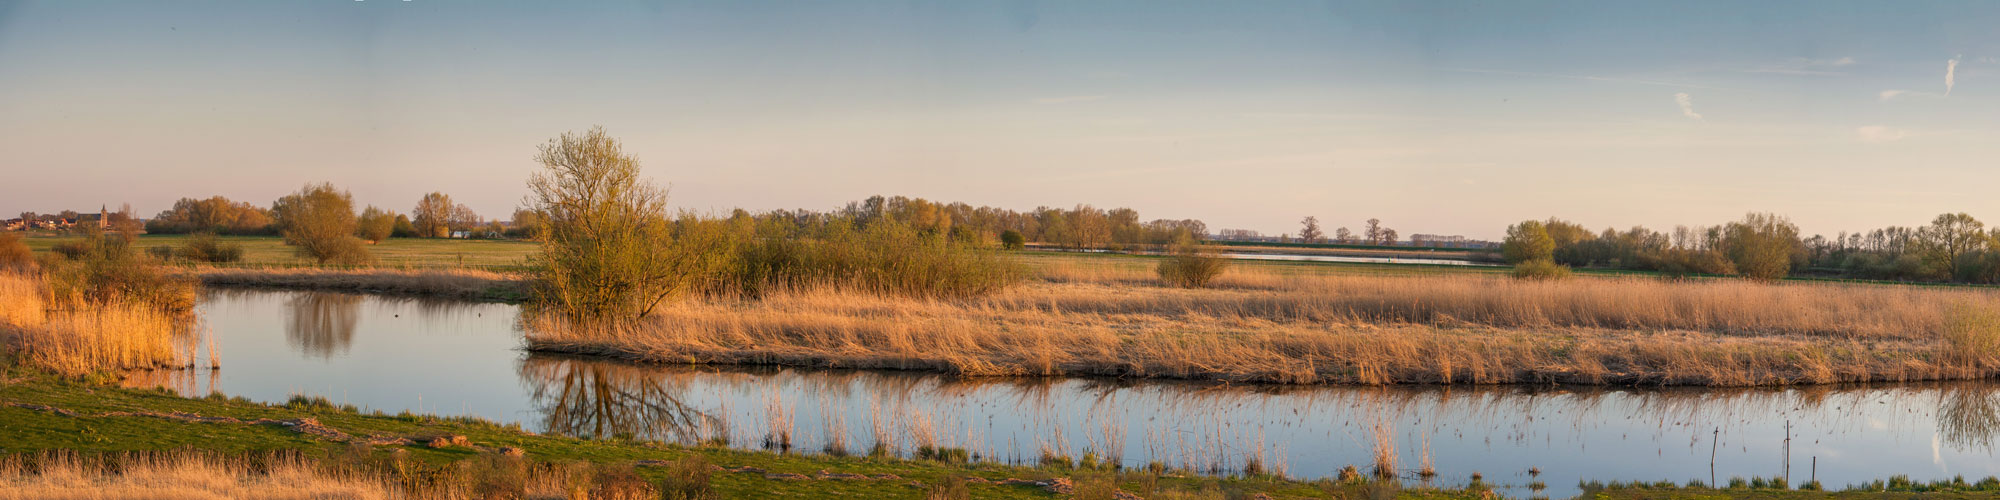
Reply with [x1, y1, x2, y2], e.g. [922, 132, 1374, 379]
[131, 289, 2000, 497]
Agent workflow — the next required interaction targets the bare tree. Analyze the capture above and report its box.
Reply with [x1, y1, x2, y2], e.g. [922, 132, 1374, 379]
[1298, 216, 1324, 243]
[1334, 227, 1352, 244]
[1363, 218, 1382, 245]
[412, 192, 455, 238]
[1380, 228, 1399, 246]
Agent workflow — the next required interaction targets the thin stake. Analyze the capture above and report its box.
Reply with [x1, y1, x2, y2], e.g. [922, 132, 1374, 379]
[1710, 427, 1719, 486]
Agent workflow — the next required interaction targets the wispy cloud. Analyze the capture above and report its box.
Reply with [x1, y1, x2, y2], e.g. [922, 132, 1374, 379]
[1747, 56, 1856, 76]
[1856, 125, 1910, 143]
[1879, 89, 1945, 102]
[1673, 92, 1702, 119]
[1439, 67, 1736, 90]
[1946, 56, 1961, 95]
[1032, 95, 1106, 104]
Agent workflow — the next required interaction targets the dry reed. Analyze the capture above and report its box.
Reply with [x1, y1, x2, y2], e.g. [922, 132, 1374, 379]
[0, 272, 187, 376]
[525, 261, 2000, 386]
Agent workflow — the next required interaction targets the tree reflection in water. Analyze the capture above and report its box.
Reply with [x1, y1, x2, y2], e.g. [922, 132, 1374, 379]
[1939, 385, 2000, 452]
[285, 292, 361, 359]
[520, 355, 727, 444]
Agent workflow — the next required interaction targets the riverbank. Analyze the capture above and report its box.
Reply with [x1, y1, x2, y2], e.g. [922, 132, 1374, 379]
[0, 374, 1468, 499]
[528, 262, 2000, 386]
[6, 376, 1999, 498]
[194, 267, 529, 302]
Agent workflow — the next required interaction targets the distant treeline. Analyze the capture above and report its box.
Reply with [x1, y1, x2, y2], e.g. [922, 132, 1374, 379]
[1502, 212, 2000, 284]
[738, 195, 1208, 250]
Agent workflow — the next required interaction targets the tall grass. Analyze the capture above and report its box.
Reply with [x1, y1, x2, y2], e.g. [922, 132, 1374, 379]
[0, 450, 671, 500]
[528, 261, 2000, 386]
[0, 273, 187, 377]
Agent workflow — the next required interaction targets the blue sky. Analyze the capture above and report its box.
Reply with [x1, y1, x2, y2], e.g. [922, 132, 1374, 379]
[3, 1, 1997, 239]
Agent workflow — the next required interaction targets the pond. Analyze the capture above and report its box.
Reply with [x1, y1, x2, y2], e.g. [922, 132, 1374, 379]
[1220, 252, 1500, 267]
[128, 289, 2000, 498]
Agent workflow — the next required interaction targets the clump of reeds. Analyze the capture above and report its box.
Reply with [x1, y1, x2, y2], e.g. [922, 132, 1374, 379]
[762, 392, 793, 453]
[1371, 422, 1397, 480]
[0, 272, 188, 377]
[1155, 240, 1229, 288]
[1943, 301, 2000, 364]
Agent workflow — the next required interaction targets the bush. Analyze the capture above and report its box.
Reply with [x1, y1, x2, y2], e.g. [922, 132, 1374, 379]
[272, 182, 373, 265]
[527, 128, 709, 321]
[1156, 241, 1228, 288]
[725, 218, 1024, 299]
[178, 233, 244, 263]
[0, 232, 31, 271]
[40, 230, 197, 313]
[659, 455, 715, 500]
[1000, 229, 1026, 250]
[1510, 258, 1572, 281]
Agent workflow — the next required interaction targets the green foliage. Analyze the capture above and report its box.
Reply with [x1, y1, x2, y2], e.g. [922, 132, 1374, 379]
[390, 214, 418, 238]
[1510, 258, 1572, 281]
[272, 182, 373, 265]
[144, 196, 274, 235]
[1722, 212, 1801, 281]
[1502, 220, 1555, 263]
[40, 230, 197, 313]
[722, 217, 1024, 299]
[177, 232, 244, 263]
[356, 206, 396, 243]
[1917, 213, 1991, 280]
[527, 127, 727, 321]
[1156, 239, 1229, 288]
[999, 229, 1026, 250]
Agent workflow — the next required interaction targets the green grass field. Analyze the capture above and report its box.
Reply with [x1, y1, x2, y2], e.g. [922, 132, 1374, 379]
[21, 234, 538, 270]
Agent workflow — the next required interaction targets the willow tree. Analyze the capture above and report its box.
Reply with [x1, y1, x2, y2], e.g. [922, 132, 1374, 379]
[525, 127, 725, 321]
[271, 182, 372, 265]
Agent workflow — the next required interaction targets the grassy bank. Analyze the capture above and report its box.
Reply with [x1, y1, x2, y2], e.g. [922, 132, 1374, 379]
[20, 234, 538, 270]
[526, 261, 2000, 386]
[195, 267, 528, 302]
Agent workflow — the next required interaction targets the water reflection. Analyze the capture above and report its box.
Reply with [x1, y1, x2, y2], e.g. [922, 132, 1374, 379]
[521, 355, 726, 443]
[285, 292, 361, 359]
[119, 290, 2000, 499]
[513, 355, 2000, 497]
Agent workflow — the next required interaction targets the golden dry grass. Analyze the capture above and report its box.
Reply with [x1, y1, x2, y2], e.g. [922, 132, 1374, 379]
[194, 267, 525, 301]
[0, 452, 660, 500]
[0, 453, 390, 500]
[526, 260, 2000, 386]
[0, 272, 187, 377]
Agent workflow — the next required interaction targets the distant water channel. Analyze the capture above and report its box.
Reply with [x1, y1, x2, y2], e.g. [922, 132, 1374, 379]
[129, 289, 2000, 498]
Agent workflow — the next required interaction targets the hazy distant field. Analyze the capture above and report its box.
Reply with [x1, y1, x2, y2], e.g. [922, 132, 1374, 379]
[19, 234, 539, 270]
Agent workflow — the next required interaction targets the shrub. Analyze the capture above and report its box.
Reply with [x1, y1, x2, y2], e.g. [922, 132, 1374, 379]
[1156, 241, 1228, 288]
[723, 217, 1023, 300]
[1503, 220, 1555, 263]
[1000, 229, 1026, 250]
[178, 232, 244, 263]
[1721, 212, 1801, 281]
[145, 245, 175, 261]
[924, 475, 970, 500]
[41, 230, 197, 313]
[527, 128, 721, 321]
[659, 455, 715, 500]
[0, 232, 31, 271]
[356, 206, 396, 243]
[1510, 258, 1572, 281]
[272, 182, 373, 265]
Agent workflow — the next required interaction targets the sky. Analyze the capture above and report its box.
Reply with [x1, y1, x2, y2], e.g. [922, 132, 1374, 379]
[2, 1, 1998, 240]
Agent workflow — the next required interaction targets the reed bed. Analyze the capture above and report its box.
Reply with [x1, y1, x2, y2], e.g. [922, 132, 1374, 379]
[0, 451, 664, 500]
[527, 261, 2000, 386]
[195, 267, 526, 301]
[0, 272, 187, 377]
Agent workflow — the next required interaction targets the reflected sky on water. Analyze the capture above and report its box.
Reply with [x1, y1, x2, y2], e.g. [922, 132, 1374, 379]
[127, 289, 2000, 498]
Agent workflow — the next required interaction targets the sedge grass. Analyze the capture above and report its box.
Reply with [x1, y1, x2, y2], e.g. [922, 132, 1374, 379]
[526, 260, 2000, 386]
